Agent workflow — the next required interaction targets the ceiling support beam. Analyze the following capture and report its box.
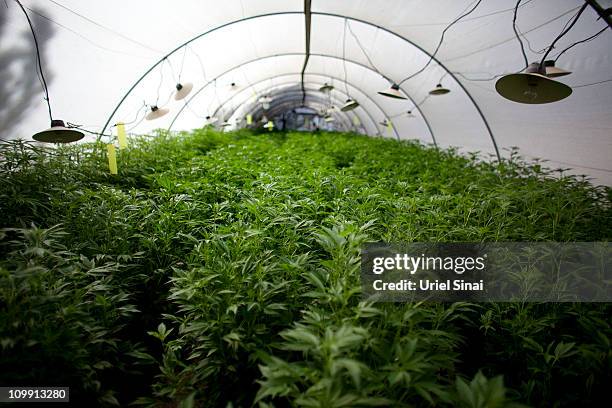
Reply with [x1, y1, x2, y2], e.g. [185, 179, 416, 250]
[301, 0, 312, 104]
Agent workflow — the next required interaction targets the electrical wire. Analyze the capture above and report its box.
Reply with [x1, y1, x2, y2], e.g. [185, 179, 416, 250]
[346, 21, 382, 75]
[554, 26, 608, 62]
[115, 102, 148, 126]
[188, 45, 208, 83]
[22, 6, 149, 59]
[14, 0, 52, 121]
[398, 0, 483, 85]
[388, 0, 536, 28]
[47, 0, 161, 54]
[571, 78, 612, 88]
[342, 19, 350, 97]
[65, 122, 113, 138]
[512, 0, 529, 69]
[444, 6, 581, 63]
[539, 3, 589, 66]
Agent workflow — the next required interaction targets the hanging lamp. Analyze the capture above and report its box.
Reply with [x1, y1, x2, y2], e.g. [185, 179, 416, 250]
[495, 62, 572, 104]
[15, 1, 84, 144]
[543, 60, 572, 78]
[174, 82, 194, 100]
[260, 95, 272, 110]
[341, 98, 359, 112]
[406, 110, 415, 118]
[145, 106, 170, 120]
[319, 83, 334, 92]
[378, 83, 407, 100]
[429, 83, 450, 95]
[32, 119, 84, 143]
[324, 114, 335, 123]
[204, 115, 219, 125]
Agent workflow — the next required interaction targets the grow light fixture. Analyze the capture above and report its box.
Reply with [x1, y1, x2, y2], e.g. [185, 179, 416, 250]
[406, 110, 415, 118]
[378, 83, 407, 100]
[495, 62, 572, 104]
[145, 106, 169, 120]
[543, 60, 571, 78]
[341, 99, 359, 112]
[220, 121, 231, 127]
[174, 82, 194, 100]
[319, 83, 334, 92]
[260, 95, 272, 110]
[324, 115, 335, 123]
[204, 115, 219, 125]
[429, 84, 450, 95]
[32, 119, 84, 143]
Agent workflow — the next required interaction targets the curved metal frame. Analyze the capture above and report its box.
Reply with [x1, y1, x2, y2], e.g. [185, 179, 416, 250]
[248, 94, 355, 132]
[208, 75, 391, 137]
[212, 81, 372, 134]
[168, 54, 423, 142]
[100, 11, 499, 160]
[238, 90, 360, 134]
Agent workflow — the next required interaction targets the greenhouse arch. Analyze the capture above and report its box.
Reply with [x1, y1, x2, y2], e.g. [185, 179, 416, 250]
[99, 11, 496, 156]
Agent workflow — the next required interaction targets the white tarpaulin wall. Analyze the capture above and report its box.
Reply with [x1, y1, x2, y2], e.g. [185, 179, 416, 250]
[4, 0, 611, 184]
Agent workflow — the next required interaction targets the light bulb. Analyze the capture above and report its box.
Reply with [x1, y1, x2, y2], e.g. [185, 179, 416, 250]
[523, 84, 538, 101]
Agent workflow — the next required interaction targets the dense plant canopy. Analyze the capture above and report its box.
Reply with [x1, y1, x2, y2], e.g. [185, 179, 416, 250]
[0, 129, 610, 407]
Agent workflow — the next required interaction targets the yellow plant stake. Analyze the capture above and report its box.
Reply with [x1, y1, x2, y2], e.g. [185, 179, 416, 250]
[107, 144, 118, 175]
[116, 122, 128, 149]
[246, 114, 253, 125]
[267, 121, 274, 131]
[387, 120, 393, 136]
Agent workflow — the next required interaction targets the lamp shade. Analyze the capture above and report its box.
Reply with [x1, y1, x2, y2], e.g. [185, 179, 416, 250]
[341, 99, 359, 112]
[324, 115, 335, 123]
[378, 83, 406, 99]
[429, 84, 450, 95]
[32, 119, 84, 143]
[319, 83, 334, 92]
[544, 60, 571, 78]
[145, 106, 169, 120]
[495, 63, 572, 104]
[174, 82, 194, 100]
[204, 115, 219, 125]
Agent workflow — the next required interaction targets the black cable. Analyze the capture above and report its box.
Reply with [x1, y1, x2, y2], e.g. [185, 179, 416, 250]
[346, 21, 382, 74]
[14, 0, 52, 121]
[188, 45, 208, 82]
[540, 3, 589, 66]
[65, 122, 113, 138]
[398, 0, 483, 85]
[512, 0, 529, 69]
[444, 6, 580, 63]
[554, 26, 607, 62]
[178, 47, 187, 82]
[342, 19, 350, 97]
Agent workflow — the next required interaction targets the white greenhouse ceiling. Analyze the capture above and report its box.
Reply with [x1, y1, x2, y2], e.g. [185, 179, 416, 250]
[2, 0, 611, 184]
